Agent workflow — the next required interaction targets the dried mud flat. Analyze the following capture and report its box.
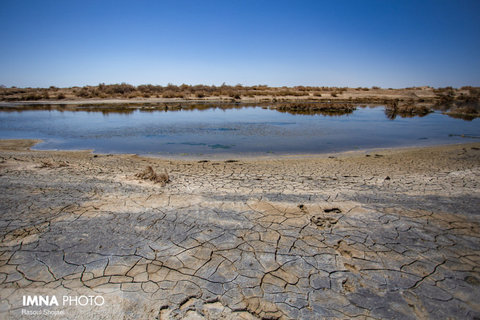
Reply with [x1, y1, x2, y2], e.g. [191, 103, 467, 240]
[0, 140, 479, 319]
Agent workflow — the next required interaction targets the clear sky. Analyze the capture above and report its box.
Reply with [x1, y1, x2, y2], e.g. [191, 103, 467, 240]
[1, 0, 479, 88]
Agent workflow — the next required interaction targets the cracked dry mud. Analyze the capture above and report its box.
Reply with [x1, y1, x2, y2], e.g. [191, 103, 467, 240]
[0, 140, 479, 319]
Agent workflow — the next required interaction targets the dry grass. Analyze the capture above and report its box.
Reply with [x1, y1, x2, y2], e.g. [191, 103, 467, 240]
[37, 160, 68, 169]
[2, 83, 471, 102]
[136, 166, 170, 186]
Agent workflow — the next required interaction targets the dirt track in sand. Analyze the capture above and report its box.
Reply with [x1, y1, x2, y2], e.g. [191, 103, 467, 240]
[0, 140, 479, 319]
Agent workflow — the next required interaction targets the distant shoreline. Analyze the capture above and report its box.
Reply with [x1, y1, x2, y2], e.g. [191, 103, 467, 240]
[0, 94, 434, 106]
[0, 84, 474, 105]
[1, 85, 478, 119]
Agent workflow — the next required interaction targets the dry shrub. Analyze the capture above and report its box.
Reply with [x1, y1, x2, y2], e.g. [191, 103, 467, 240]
[38, 160, 68, 168]
[276, 103, 356, 115]
[39, 161, 55, 168]
[385, 103, 432, 120]
[136, 166, 170, 186]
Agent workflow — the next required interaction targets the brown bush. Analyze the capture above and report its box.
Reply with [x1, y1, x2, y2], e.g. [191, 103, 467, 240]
[162, 90, 184, 98]
[135, 166, 170, 186]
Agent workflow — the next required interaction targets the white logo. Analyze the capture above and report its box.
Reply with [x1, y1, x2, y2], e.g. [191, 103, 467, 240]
[22, 295, 105, 307]
[23, 296, 59, 307]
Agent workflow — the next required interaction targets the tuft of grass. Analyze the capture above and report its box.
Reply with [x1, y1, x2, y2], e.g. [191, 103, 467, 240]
[136, 166, 170, 186]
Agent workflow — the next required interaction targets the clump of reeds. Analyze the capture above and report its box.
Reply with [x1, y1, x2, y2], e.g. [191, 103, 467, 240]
[136, 166, 170, 186]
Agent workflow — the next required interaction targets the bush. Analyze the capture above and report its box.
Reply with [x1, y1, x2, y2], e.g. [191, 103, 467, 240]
[162, 90, 184, 98]
[76, 88, 91, 98]
[25, 93, 41, 100]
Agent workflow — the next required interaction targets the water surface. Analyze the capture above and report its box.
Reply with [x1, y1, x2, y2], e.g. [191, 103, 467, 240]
[0, 106, 478, 157]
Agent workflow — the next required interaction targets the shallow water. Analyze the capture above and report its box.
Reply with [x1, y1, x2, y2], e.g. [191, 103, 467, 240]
[0, 105, 478, 156]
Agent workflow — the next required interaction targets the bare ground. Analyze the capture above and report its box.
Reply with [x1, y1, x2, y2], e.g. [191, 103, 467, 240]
[0, 140, 479, 319]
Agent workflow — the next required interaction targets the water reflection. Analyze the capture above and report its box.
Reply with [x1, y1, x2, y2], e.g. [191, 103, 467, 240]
[0, 102, 476, 120]
[445, 113, 477, 121]
[0, 104, 478, 156]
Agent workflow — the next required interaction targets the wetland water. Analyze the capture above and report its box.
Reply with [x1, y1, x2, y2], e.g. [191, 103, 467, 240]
[0, 105, 478, 157]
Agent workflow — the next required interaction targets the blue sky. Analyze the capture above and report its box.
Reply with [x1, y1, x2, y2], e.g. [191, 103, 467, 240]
[0, 0, 479, 88]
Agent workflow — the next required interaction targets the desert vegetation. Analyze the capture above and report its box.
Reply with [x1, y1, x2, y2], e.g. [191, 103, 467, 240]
[384, 100, 433, 120]
[135, 166, 170, 186]
[433, 86, 480, 120]
[0, 83, 338, 101]
[0, 83, 461, 102]
[275, 102, 356, 115]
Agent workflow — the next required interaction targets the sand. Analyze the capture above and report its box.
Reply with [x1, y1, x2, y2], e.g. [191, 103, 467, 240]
[0, 140, 479, 319]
